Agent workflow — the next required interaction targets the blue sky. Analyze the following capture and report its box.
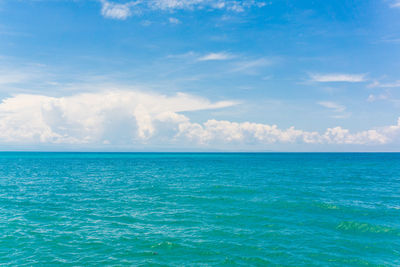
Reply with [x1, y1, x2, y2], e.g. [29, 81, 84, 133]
[0, 0, 400, 151]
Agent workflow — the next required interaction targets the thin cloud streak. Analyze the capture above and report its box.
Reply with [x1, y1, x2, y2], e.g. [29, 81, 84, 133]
[318, 101, 349, 119]
[318, 101, 346, 113]
[310, 73, 366, 83]
[390, 0, 400, 8]
[368, 80, 400, 88]
[231, 58, 272, 73]
[198, 52, 234, 61]
[99, 0, 267, 20]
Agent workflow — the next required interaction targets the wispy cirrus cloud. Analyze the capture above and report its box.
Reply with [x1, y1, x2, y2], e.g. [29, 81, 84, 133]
[310, 73, 366, 83]
[146, 0, 267, 11]
[318, 101, 350, 119]
[231, 58, 272, 73]
[99, 0, 268, 20]
[318, 101, 346, 113]
[390, 0, 400, 8]
[198, 52, 234, 61]
[0, 71, 32, 85]
[149, 0, 205, 10]
[368, 80, 400, 88]
[367, 93, 389, 102]
[0, 65, 52, 90]
[168, 51, 235, 61]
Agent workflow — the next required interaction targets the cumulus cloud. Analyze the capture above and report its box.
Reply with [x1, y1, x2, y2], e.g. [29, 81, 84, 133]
[0, 91, 235, 144]
[310, 73, 366, 83]
[177, 120, 390, 145]
[0, 90, 399, 148]
[99, 0, 267, 19]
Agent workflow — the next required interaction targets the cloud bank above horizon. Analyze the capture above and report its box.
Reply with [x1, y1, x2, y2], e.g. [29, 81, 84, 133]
[0, 90, 399, 150]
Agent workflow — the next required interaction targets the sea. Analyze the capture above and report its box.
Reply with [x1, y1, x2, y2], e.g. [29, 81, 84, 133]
[0, 152, 399, 266]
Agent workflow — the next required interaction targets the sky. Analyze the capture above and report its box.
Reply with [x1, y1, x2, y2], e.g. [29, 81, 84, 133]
[0, 0, 400, 151]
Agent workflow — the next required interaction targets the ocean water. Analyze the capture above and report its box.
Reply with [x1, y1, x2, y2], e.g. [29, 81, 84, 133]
[0, 153, 399, 266]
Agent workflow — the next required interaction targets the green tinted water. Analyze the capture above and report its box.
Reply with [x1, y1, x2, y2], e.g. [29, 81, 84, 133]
[0, 153, 399, 266]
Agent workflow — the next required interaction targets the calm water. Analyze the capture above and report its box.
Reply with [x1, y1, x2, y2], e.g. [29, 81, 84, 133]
[0, 153, 399, 266]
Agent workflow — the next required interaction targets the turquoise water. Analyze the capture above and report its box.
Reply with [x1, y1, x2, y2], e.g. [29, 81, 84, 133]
[0, 153, 399, 266]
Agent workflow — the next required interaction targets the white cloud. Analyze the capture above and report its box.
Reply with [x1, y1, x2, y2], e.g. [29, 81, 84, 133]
[368, 80, 400, 88]
[310, 73, 366, 83]
[0, 67, 44, 86]
[99, 0, 267, 19]
[318, 101, 346, 113]
[166, 51, 196, 59]
[231, 58, 272, 73]
[148, 0, 267, 11]
[0, 72, 31, 85]
[318, 101, 350, 119]
[198, 52, 233, 61]
[0, 90, 398, 148]
[0, 91, 235, 147]
[367, 94, 389, 102]
[149, 0, 204, 10]
[0, 90, 235, 144]
[177, 120, 390, 145]
[168, 17, 181, 24]
[100, 0, 138, 20]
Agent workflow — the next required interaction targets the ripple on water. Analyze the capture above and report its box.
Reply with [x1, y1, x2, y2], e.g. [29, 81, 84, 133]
[336, 221, 399, 235]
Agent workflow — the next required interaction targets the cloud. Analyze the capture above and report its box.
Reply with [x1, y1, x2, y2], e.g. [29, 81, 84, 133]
[310, 73, 366, 83]
[177, 120, 390, 145]
[318, 101, 349, 119]
[0, 66, 45, 86]
[100, 0, 139, 20]
[0, 72, 31, 85]
[368, 80, 400, 88]
[318, 101, 346, 113]
[367, 94, 389, 102]
[166, 51, 196, 59]
[0, 90, 235, 144]
[390, 1, 400, 8]
[231, 58, 272, 73]
[198, 52, 233, 61]
[148, 0, 267, 11]
[0, 90, 398, 148]
[99, 0, 267, 20]
[168, 17, 181, 24]
[149, 0, 204, 10]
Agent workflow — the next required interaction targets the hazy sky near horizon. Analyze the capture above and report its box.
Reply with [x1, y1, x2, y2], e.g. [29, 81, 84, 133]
[0, 0, 400, 151]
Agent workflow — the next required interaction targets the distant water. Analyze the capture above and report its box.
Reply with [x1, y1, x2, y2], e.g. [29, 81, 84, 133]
[0, 153, 399, 266]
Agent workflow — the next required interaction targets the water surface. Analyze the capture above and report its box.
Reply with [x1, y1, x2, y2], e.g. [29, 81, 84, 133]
[0, 153, 399, 266]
